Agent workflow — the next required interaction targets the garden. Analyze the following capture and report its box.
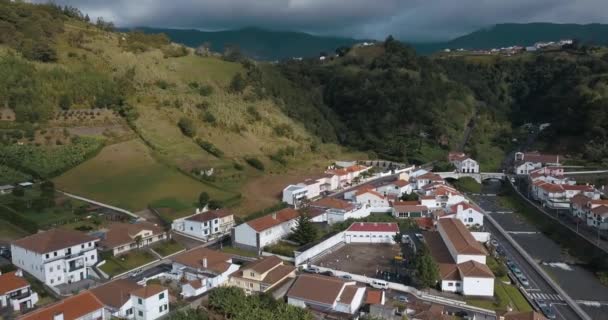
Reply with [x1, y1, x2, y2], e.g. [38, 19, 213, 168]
[151, 240, 185, 257]
[99, 250, 157, 277]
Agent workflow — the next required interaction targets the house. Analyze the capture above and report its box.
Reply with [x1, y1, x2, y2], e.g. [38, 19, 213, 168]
[99, 222, 167, 256]
[392, 202, 429, 218]
[11, 229, 99, 286]
[171, 208, 234, 241]
[130, 285, 169, 320]
[91, 279, 142, 319]
[287, 274, 366, 315]
[419, 195, 441, 209]
[344, 222, 398, 244]
[19, 291, 105, 320]
[409, 303, 451, 320]
[232, 208, 300, 251]
[496, 310, 547, 320]
[229, 255, 296, 294]
[365, 290, 386, 306]
[376, 180, 412, 197]
[0, 270, 38, 312]
[326, 164, 370, 187]
[441, 202, 484, 226]
[448, 152, 479, 173]
[533, 182, 598, 209]
[437, 218, 487, 264]
[355, 190, 390, 208]
[413, 173, 444, 190]
[570, 194, 591, 219]
[170, 247, 240, 297]
[588, 205, 608, 230]
[282, 184, 309, 206]
[514, 152, 560, 174]
[309, 197, 369, 224]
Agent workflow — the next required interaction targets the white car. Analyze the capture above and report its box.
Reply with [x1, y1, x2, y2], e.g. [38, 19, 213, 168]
[415, 233, 424, 241]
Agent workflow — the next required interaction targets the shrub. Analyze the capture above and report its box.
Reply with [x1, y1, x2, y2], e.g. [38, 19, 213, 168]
[177, 117, 196, 137]
[245, 157, 264, 171]
[188, 82, 199, 89]
[229, 73, 246, 93]
[202, 111, 216, 124]
[233, 162, 244, 171]
[155, 80, 172, 90]
[273, 124, 294, 138]
[195, 139, 224, 157]
[199, 84, 214, 96]
[246, 106, 261, 122]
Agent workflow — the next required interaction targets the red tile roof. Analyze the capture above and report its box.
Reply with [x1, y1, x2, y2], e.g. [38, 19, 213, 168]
[539, 183, 564, 193]
[356, 189, 384, 198]
[19, 291, 103, 320]
[246, 208, 299, 232]
[414, 217, 434, 230]
[570, 194, 590, 207]
[90, 279, 141, 309]
[417, 172, 444, 181]
[591, 205, 608, 217]
[393, 205, 429, 213]
[99, 222, 164, 249]
[347, 222, 398, 233]
[0, 271, 30, 295]
[449, 201, 483, 214]
[394, 180, 409, 187]
[13, 229, 97, 254]
[562, 184, 595, 192]
[287, 274, 353, 305]
[171, 247, 233, 274]
[186, 209, 233, 223]
[521, 152, 559, 164]
[365, 290, 384, 305]
[130, 284, 167, 299]
[311, 198, 355, 211]
[437, 219, 486, 255]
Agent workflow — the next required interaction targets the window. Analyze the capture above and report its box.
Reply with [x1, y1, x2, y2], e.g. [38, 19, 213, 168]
[81, 244, 84, 249]
[89, 242, 92, 247]
[159, 306, 163, 313]
[91, 255, 95, 260]
[126, 308, 133, 315]
[250, 272, 255, 277]
[45, 254, 49, 259]
[57, 276, 62, 281]
[138, 298, 143, 305]
[51, 279, 54, 284]
[54, 252, 57, 257]
[138, 311, 143, 317]
[249, 283, 253, 288]
[50, 266, 53, 272]
[190, 227, 193, 231]
[159, 293, 165, 300]
[448, 282, 453, 287]
[456, 283, 461, 287]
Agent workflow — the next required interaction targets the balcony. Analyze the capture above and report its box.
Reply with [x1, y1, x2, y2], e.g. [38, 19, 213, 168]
[68, 259, 85, 272]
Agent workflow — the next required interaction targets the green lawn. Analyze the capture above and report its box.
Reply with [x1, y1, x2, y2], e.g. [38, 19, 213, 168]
[99, 250, 156, 277]
[466, 282, 532, 312]
[221, 246, 259, 258]
[264, 241, 298, 257]
[55, 140, 234, 212]
[0, 220, 27, 241]
[452, 177, 482, 193]
[151, 240, 185, 257]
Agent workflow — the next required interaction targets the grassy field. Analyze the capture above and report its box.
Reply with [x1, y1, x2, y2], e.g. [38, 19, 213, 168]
[54, 139, 234, 213]
[451, 177, 482, 193]
[221, 246, 259, 258]
[99, 250, 156, 277]
[151, 240, 185, 257]
[0, 220, 27, 241]
[466, 282, 532, 312]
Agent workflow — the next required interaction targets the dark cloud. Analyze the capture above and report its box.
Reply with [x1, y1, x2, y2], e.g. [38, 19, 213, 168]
[32, 0, 608, 41]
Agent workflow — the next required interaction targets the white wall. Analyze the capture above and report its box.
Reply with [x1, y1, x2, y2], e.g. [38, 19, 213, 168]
[455, 254, 486, 265]
[344, 231, 396, 244]
[454, 208, 484, 226]
[132, 289, 169, 320]
[258, 220, 297, 248]
[441, 280, 462, 293]
[294, 232, 345, 266]
[462, 277, 494, 297]
[355, 193, 389, 207]
[233, 223, 258, 249]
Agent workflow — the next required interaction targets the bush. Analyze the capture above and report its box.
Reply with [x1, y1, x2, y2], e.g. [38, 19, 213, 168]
[229, 73, 246, 93]
[246, 106, 261, 122]
[195, 139, 224, 157]
[199, 84, 214, 96]
[233, 162, 244, 171]
[245, 157, 264, 171]
[202, 111, 216, 124]
[155, 80, 172, 90]
[177, 118, 196, 137]
[273, 124, 294, 138]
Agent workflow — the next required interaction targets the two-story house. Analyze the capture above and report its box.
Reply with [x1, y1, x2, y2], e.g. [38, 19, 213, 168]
[448, 152, 480, 173]
[170, 247, 240, 297]
[99, 222, 167, 256]
[441, 202, 484, 227]
[130, 285, 169, 320]
[229, 256, 296, 294]
[287, 274, 366, 315]
[0, 270, 38, 312]
[11, 229, 99, 286]
[91, 279, 142, 319]
[233, 208, 300, 251]
[20, 291, 105, 320]
[172, 209, 234, 241]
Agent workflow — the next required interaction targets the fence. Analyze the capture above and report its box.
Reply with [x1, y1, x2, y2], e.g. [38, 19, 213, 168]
[294, 231, 346, 266]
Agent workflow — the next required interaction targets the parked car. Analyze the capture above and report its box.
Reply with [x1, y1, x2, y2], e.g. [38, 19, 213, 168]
[518, 276, 530, 287]
[402, 235, 411, 244]
[540, 305, 556, 319]
[303, 267, 320, 274]
[490, 239, 499, 247]
[0, 246, 11, 259]
[415, 233, 424, 241]
[506, 260, 515, 269]
[320, 271, 334, 277]
[370, 279, 389, 290]
[395, 295, 409, 303]
[340, 274, 353, 280]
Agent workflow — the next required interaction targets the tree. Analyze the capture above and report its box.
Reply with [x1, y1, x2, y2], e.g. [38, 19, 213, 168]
[401, 193, 419, 201]
[291, 213, 318, 245]
[40, 181, 55, 198]
[414, 246, 439, 288]
[134, 235, 143, 248]
[229, 73, 246, 93]
[177, 117, 196, 137]
[12, 185, 24, 197]
[195, 42, 211, 56]
[198, 192, 210, 208]
[170, 308, 209, 320]
[393, 232, 403, 244]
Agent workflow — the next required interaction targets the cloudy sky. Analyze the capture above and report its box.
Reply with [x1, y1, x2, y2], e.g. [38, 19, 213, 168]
[34, 0, 608, 41]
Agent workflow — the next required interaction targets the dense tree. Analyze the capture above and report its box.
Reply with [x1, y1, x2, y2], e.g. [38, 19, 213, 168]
[229, 72, 247, 93]
[198, 192, 209, 208]
[291, 213, 319, 245]
[208, 287, 311, 320]
[177, 118, 196, 137]
[414, 246, 439, 288]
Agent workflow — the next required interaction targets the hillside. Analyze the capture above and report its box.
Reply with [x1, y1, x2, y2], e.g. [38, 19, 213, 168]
[0, 1, 363, 218]
[126, 27, 364, 61]
[446, 23, 608, 49]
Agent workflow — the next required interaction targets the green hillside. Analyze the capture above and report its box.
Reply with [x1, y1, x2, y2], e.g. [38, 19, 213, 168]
[127, 27, 364, 61]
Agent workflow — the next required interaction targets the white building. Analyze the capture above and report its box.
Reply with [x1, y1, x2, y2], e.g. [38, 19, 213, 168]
[20, 291, 105, 320]
[309, 198, 370, 224]
[130, 285, 169, 320]
[232, 208, 299, 251]
[172, 208, 234, 241]
[448, 152, 480, 173]
[514, 152, 560, 174]
[11, 229, 99, 287]
[287, 274, 366, 315]
[99, 222, 167, 256]
[355, 190, 390, 208]
[441, 202, 484, 226]
[414, 172, 444, 190]
[170, 247, 240, 297]
[229, 255, 296, 294]
[0, 270, 38, 312]
[282, 174, 341, 206]
[437, 219, 487, 264]
[91, 279, 143, 319]
[344, 222, 398, 244]
[375, 180, 412, 197]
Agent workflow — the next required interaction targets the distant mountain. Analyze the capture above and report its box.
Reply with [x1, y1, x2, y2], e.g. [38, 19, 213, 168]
[444, 23, 608, 49]
[124, 27, 365, 60]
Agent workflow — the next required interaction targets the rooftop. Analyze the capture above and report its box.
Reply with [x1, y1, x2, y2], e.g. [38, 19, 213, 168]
[347, 222, 399, 233]
[13, 228, 98, 254]
[437, 219, 486, 255]
[19, 291, 103, 320]
[287, 274, 359, 306]
[311, 198, 355, 211]
[99, 222, 164, 249]
[171, 247, 233, 274]
[130, 284, 167, 299]
[0, 271, 30, 295]
[246, 208, 299, 232]
[90, 279, 141, 309]
[186, 209, 233, 223]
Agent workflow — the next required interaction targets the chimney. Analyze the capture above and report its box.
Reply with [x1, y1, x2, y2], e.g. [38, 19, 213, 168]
[53, 313, 64, 320]
[202, 257, 208, 269]
[15, 269, 23, 277]
[272, 212, 277, 219]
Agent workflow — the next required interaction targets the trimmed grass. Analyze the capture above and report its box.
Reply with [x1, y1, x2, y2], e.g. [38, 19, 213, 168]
[0, 190, 89, 228]
[264, 241, 298, 257]
[151, 240, 185, 257]
[0, 220, 27, 241]
[221, 246, 259, 258]
[99, 250, 156, 276]
[452, 177, 482, 193]
[54, 139, 233, 212]
[466, 282, 532, 312]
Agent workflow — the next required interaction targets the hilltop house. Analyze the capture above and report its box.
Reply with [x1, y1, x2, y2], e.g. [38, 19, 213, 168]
[514, 152, 560, 175]
[0, 270, 38, 312]
[232, 208, 300, 252]
[229, 256, 296, 294]
[171, 208, 234, 241]
[11, 229, 99, 287]
[287, 274, 366, 315]
[423, 219, 494, 296]
[99, 222, 167, 256]
[448, 152, 479, 173]
[170, 247, 240, 297]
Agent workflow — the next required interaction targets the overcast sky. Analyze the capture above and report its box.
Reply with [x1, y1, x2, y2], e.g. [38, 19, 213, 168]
[34, 0, 608, 41]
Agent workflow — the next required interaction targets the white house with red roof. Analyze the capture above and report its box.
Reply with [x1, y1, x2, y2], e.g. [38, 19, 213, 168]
[287, 274, 366, 315]
[326, 164, 371, 188]
[441, 202, 484, 226]
[282, 173, 340, 206]
[375, 179, 412, 197]
[0, 270, 38, 312]
[533, 181, 599, 209]
[172, 208, 235, 241]
[344, 222, 399, 244]
[448, 152, 479, 173]
[355, 189, 390, 208]
[414, 172, 445, 190]
[310, 198, 370, 224]
[514, 152, 560, 174]
[233, 208, 300, 251]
